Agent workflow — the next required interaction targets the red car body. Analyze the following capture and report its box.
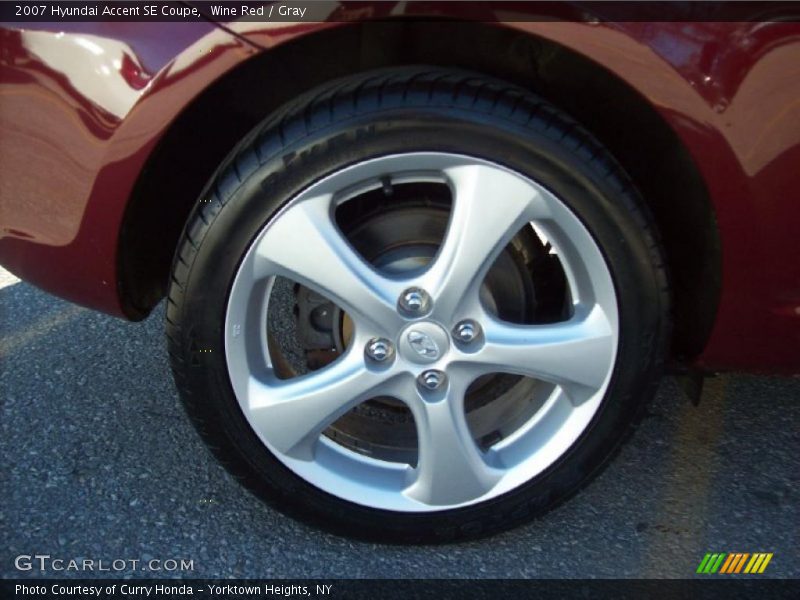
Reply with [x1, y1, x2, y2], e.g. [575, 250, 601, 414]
[1, 3, 799, 373]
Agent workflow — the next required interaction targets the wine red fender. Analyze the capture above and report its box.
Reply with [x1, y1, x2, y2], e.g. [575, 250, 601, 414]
[1, 10, 799, 373]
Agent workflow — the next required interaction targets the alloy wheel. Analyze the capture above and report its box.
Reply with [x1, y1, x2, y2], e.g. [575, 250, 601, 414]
[224, 152, 619, 511]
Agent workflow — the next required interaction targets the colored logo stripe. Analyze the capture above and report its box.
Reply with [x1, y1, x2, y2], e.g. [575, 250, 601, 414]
[697, 553, 727, 573]
[720, 554, 736, 573]
[744, 553, 773, 574]
[697, 553, 773, 574]
[720, 553, 749, 573]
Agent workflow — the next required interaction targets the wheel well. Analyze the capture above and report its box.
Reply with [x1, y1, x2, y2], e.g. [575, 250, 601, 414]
[120, 20, 720, 361]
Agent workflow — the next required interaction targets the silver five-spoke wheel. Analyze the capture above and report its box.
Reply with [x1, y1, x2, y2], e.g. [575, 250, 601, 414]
[224, 153, 618, 511]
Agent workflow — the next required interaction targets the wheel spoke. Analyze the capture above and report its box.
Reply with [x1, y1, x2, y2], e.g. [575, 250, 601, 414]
[422, 164, 547, 318]
[404, 379, 501, 505]
[473, 305, 616, 404]
[246, 352, 395, 458]
[253, 193, 403, 335]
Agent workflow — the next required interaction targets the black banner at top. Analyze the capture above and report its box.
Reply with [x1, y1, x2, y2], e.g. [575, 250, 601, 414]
[1, 1, 800, 23]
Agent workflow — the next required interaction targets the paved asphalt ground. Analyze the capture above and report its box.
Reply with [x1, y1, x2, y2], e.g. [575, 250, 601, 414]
[1, 266, 798, 579]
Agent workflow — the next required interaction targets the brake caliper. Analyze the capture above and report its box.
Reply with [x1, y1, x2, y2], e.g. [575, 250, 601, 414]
[293, 285, 340, 370]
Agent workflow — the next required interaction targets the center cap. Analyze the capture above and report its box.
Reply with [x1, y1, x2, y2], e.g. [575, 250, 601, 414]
[399, 322, 450, 364]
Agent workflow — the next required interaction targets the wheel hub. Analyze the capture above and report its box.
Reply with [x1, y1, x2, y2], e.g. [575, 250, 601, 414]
[399, 321, 450, 364]
[281, 197, 540, 459]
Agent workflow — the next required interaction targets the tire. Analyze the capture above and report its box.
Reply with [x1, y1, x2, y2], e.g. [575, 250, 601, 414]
[166, 66, 669, 543]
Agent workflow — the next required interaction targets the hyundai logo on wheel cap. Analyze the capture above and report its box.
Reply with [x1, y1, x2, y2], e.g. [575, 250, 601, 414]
[407, 330, 440, 359]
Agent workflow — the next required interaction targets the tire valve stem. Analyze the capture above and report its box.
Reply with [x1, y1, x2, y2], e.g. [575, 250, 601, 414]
[381, 176, 394, 197]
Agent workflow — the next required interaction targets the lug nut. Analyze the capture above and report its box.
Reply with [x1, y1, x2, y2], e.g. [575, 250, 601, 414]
[418, 369, 446, 390]
[398, 287, 431, 315]
[365, 338, 393, 362]
[454, 320, 480, 343]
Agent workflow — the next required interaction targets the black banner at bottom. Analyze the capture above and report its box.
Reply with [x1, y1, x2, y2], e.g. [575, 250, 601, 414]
[1, 579, 797, 600]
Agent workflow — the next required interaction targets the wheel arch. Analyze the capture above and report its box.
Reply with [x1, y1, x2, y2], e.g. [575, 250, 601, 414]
[119, 20, 720, 361]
